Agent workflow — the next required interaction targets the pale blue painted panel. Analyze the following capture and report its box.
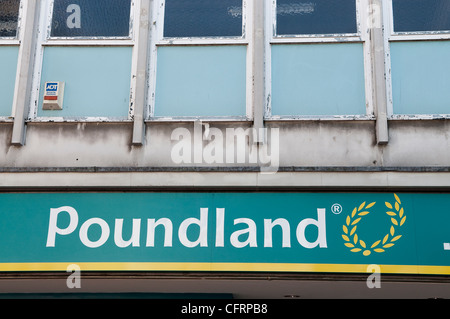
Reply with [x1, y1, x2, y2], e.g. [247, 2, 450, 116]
[271, 43, 366, 116]
[0, 46, 18, 117]
[155, 45, 246, 117]
[391, 41, 450, 115]
[38, 46, 132, 118]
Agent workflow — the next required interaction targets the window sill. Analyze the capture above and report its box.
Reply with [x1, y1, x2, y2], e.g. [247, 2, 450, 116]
[389, 114, 450, 120]
[27, 117, 132, 123]
[0, 40, 20, 46]
[265, 115, 375, 121]
[0, 117, 14, 123]
[42, 39, 134, 46]
[146, 116, 251, 123]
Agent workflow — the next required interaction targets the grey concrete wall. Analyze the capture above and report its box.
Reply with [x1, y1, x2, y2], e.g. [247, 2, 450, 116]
[0, 119, 449, 169]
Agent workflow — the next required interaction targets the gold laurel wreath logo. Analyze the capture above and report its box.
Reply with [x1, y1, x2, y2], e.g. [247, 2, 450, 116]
[342, 194, 406, 256]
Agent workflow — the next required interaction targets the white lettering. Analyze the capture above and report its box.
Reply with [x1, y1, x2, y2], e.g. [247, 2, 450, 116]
[170, 122, 280, 172]
[114, 219, 141, 248]
[367, 264, 381, 288]
[170, 127, 192, 164]
[46, 206, 79, 247]
[215, 208, 225, 247]
[46, 206, 330, 251]
[79, 218, 110, 248]
[193, 121, 203, 164]
[66, 264, 81, 289]
[203, 127, 224, 164]
[178, 208, 208, 248]
[146, 218, 173, 247]
[181, 303, 215, 316]
[225, 127, 257, 164]
[296, 208, 328, 249]
[230, 218, 257, 248]
[258, 128, 280, 170]
[66, 4, 81, 29]
[264, 218, 291, 248]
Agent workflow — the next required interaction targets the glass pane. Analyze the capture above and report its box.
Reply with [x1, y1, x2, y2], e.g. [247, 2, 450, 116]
[392, 0, 450, 32]
[391, 41, 450, 115]
[0, 47, 18, 116]
[164, 0, 243, 38]
[271, 43, 366, 116]
[51, 0, 131, 37]
[0, 0, 20, 37]
[155, 46, 246, 117]
[276, 0, 357, 35]
[38, 46, 132, 118]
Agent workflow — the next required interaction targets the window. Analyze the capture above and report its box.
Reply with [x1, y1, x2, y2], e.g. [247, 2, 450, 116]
[30, 0, 135, 120]
[271, 43, 366, 117]
[149, 0, 248, 119]
[392, 0, 450, 33]
[276, 0, 357, 35]
[0, 46, 18, 117]
[12, 0, 448, 130]
[268, 0, 369, 118]
[0, 0, 21, 117]
[51, 0, 132, 37]
[163, 0, 242, 38]
[0, 0, 20, 37]
[386, 0, 450, 116]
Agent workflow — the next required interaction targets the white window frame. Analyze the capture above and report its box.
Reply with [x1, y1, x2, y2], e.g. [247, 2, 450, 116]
[147, 0, 253, 122]
[383, 0, 450, 120]
[1, 0, 24, 121]
[28, 0, 139, 122]
[264, 0, 376, 121]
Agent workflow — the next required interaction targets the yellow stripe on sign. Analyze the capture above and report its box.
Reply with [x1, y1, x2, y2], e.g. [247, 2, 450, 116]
[0, 262, 449, 275]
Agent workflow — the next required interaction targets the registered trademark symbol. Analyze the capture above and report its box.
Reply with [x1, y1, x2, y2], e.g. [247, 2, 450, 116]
[331, 203, 343, 214]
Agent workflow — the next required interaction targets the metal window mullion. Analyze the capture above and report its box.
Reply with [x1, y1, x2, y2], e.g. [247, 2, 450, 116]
[359, 0, 375, 120]
[250, 0, 265, 143]
[131, 0, 151, 145]
[11, 0, 41, 146]
[6, 0, 24, 118]
[370, 0, 389, 144]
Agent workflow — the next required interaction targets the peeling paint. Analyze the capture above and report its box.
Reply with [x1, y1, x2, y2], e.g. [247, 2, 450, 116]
[266, 115, 376, 121]
[390, 114, 450, 121]
[5, 0, 450, 152]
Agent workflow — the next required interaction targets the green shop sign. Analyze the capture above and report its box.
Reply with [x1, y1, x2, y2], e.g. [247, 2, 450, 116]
[0, 192, 449, 275]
